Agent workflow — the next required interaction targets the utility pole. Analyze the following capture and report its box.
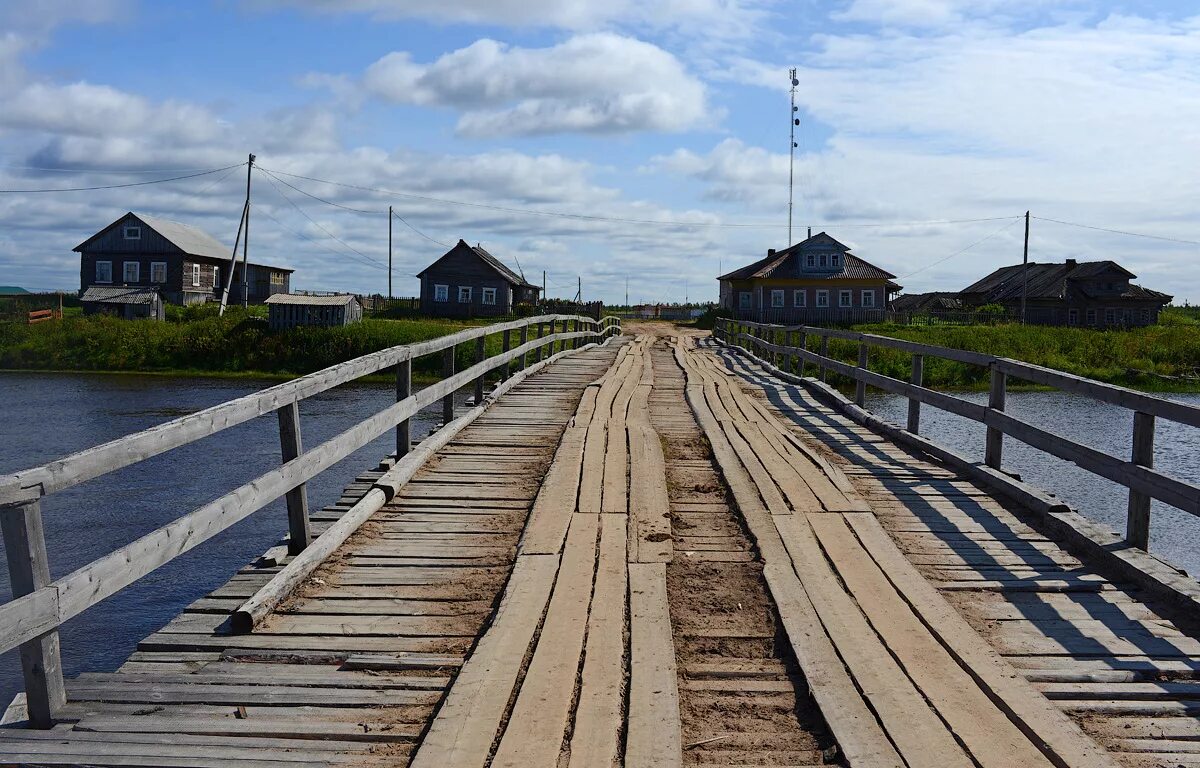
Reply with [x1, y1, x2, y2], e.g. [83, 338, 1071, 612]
[1021, 210, 1030, 324]
[388, 206, 393, 300]
[241, 153, 253, 309]
[542, 270, 546, 301]
[788, 68, 799, 245]
[625, 277, 629, 308]
[576, 276, 581, 305]
[218, 154, 253, 316]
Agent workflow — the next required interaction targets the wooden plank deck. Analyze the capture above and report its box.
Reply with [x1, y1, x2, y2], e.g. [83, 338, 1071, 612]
[2, 328, 1198, 767]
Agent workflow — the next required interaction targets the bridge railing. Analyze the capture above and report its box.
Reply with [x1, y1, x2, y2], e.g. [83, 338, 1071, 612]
[0, 313, 622, 727]
[715, 317, 1199, 551]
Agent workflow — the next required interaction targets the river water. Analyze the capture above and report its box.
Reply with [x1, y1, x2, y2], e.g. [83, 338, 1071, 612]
[0, 373, 1197, 712]
[0, 371, 460, 709]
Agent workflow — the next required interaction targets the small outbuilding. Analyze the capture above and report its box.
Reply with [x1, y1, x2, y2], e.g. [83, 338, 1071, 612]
[265, 293, 363, 330]
[80, 285, 165, 321]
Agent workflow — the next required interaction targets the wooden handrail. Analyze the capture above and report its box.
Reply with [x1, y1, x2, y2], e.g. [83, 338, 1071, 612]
[0, 314, 622, 728]
[714, 318, 1199, 548]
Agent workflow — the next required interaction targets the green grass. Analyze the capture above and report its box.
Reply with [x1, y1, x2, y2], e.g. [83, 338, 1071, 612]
[817, 321, 1200, 392]
[0, 310, 514, 379]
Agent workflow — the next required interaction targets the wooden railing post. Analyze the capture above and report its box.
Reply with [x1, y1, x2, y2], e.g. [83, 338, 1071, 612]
[1, 501, 65, 728]
[819, 335, 829, 383]
[474, 334, 486, 405]
[985, 367, 1006, 469]
[797, 330, 807, 378]
[276, 402, 311, 555]
[442, 345, 455, 425]
[1126, 411, 1155, 549]
[538, 321, 548, 362]
[501, 329, 512, 380]
[907, 354, 924, 434]
[395, 358, 411, 459]
[519, 324, 529, 370]
[855, 342, 868, 406]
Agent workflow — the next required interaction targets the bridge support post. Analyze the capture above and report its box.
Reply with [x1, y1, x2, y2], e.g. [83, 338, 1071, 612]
[501, 329, 512, 380]
[443, 346, 455, 425]
[819, 336, 829, 383]
[277, 402, 311, 555]
[518, 324, 529, 370]
[907, 354, 924, 434]
[855, 342, 868, 406]
[1126, 411, 1155, 549]
[474, 335, 486, 405]
[396, 358, 411, 459]
[985, 367, 1007, 469]
[1, 501, 65, 728]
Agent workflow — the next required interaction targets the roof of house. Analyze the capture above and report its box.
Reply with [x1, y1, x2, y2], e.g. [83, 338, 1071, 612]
[718, 232, 899, 286]
[961, 260, 1171, 302]
[80, 286, 161, 305]
[418, 240, 539, 289]
[74, 212, 294, 272]
[264, 293, 359, 306]
[892, 291, 963, 313]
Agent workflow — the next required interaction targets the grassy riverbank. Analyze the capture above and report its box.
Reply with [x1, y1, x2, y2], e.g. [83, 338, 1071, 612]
[827, 320, 1200, 392]
[0, 308, 507, 379]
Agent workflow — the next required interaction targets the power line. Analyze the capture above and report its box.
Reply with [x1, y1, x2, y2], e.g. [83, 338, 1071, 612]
[0, 163, 246, 193]
[0, 163, 242, 175]
[1033, 216, 1200, 246]
[260, 173, 386, 268]
[255, 201, 386, 271]
[391, 209, 449, 248]
[899, 218, 1023, 279]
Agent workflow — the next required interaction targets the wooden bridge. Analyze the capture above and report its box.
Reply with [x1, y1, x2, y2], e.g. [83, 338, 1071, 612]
[1, 314, 1199, 767]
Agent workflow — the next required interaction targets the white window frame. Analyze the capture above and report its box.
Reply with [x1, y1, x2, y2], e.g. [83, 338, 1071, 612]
[458, 286, 472, 303]
[738, 291, 752, 309]
[793, 289, 806, 308]
[191, 264, 201, 287]
[1068, 308, 1079, 326]
[150, 261, 167, 284]
[123, 261, 140, 283]
[770, 289, 785, 308]
[434, 284, 449, 302]
[819, 253, 828, 268]
[831, 253, 841, 268]
[806, 253, 816, 268]
[95, 260, 112, 284]
[861, 289, 875, 308]
[123, 225, 141, 240]
[482, 287, 497, 305]
[1086, 308, 1097, 325]
[213, 266, 219, 289]
[816, 289, 829, 308]
[839, 289, 853, 307]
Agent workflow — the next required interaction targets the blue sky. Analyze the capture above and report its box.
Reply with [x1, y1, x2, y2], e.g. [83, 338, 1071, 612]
[2, 0, 1199, 304]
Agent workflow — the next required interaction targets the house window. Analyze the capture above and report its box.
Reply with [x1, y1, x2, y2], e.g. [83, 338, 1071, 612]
[482, 287, 497, 305]
[793, 290, 806, 308]
[123, 261, 140, 283]
[213, 266, 219, 288]
[806, 253, 816, 268]
[270, 272, 285, 286]
[95, 260, 112, 283]
[839, 290, 852, 307]
[738, 291, 752, 309]
[819, 253, 828, 268]
[1086, 308, 1097, 325]
[123, 225, 141, 240]
[816, 289, 829, 307]
[1068, 308, 1079, 326]
[458, 286, 472, 303]
[191, 264, 201, 287]
[831, 253, 841, 268]
[434, 284, 449, 302]
[861, 289, 875, 307]
[1141, 308, 1151, 325]
[770, 289, 784, 308]
[1104, 308, 1115, 325]
[150, 262, 167, 284]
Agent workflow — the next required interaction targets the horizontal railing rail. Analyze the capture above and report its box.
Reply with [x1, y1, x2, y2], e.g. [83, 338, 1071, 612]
[714, 317, 1199, 552]
[0, 314, 621, 728]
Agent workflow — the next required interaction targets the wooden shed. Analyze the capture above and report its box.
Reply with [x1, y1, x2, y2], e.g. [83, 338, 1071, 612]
[265, 293, 363, 330]
[79, 285, 165, 321]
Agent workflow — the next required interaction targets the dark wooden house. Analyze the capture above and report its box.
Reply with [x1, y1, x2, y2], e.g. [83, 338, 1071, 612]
[265, 293, 363, 330]
[75, 212, 293, 306]
[80, 286, 165, 321]
[959, 259, 1172, 327]
[417, 240, 540, 318]
[718, 232, 901, 324]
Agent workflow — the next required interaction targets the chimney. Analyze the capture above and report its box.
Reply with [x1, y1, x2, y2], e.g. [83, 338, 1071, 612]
[807, 227, 812, 238]
[767, 248, 776, 257]
[1065, 258, 1077, 268]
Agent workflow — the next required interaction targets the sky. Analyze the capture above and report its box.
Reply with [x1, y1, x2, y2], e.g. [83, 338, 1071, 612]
[1, 0, 1198, 305]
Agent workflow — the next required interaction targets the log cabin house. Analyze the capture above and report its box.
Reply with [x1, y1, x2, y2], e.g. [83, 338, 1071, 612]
[418, 240, 540, 318]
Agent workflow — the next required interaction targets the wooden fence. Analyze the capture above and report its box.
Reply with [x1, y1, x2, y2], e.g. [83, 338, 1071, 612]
[715, 318, 1200, 553]
[0, 314, 621, 728]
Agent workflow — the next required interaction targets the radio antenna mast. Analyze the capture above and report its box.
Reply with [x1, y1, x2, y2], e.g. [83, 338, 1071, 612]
[788, 68, 799, 245]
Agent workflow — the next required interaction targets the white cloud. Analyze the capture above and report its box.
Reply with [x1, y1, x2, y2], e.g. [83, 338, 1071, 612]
[360, 34, 711, 136]
[832, 0, 1084, 28]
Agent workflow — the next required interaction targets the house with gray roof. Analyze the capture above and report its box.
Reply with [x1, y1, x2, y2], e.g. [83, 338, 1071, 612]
[959, 258, 1172, 327]
[417, 240, 541, 318]
[718, 232, 901, 324]
[74, 212, 293, 306]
